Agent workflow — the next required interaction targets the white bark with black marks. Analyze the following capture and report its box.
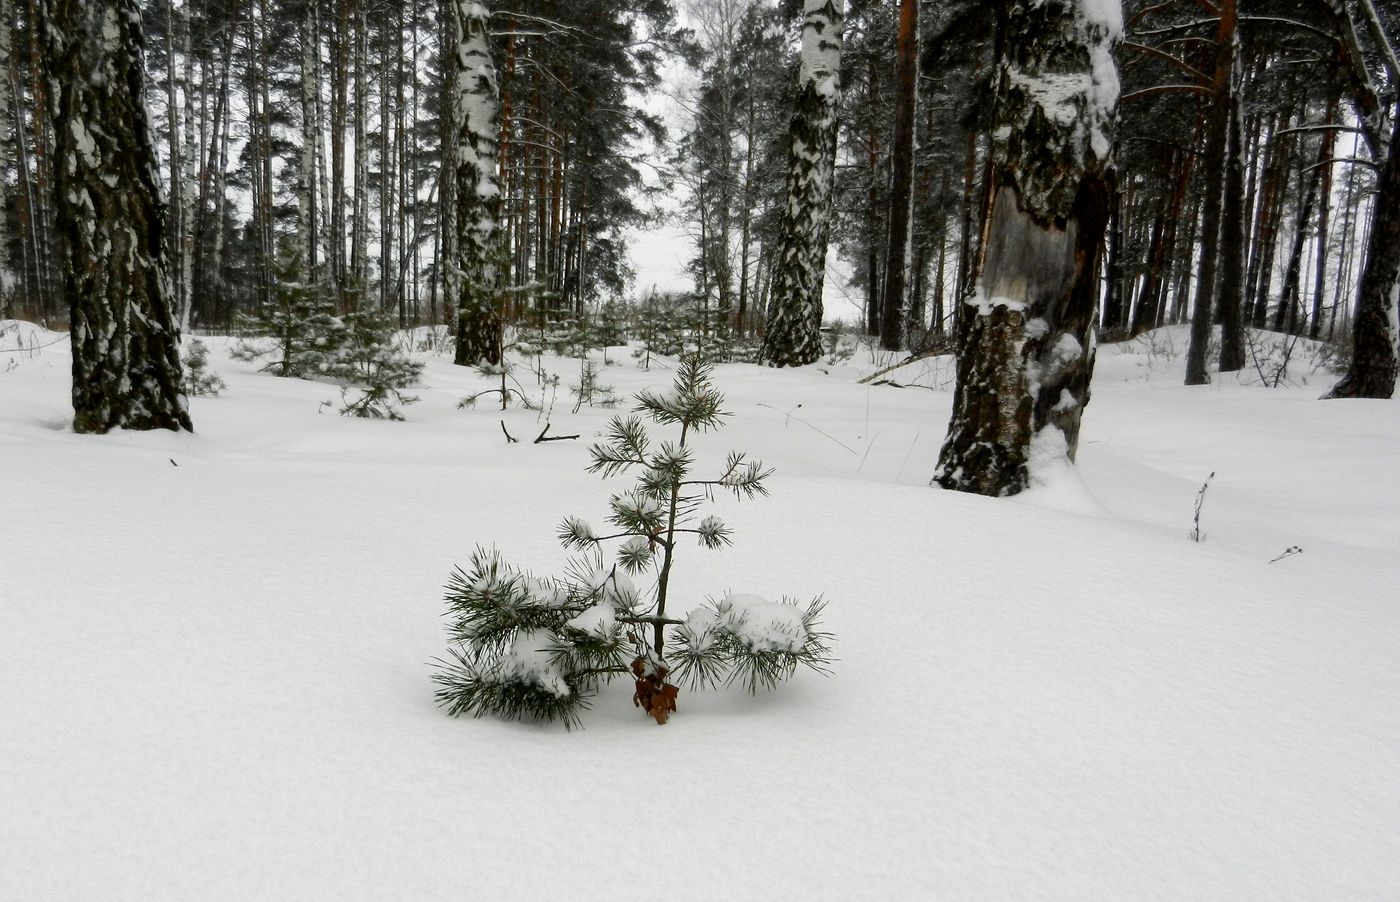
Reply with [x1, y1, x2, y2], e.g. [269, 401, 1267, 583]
[41, 0, 191, 433]
[934, 0, 1118, 496]
[450, 0, 503, 367]
[759, 0, 844, 368]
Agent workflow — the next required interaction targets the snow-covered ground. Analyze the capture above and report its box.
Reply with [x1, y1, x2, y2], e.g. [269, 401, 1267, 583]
[3, 320, 1397, 900]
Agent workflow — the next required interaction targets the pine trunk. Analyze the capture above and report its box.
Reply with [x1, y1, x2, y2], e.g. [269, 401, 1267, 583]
[1216, 66, 1247, 373]
[41, 0, 191, 433]
[1327, 108, 1400, 399]
[299, 0, 320, 284]
[879, 0, 918, 352]
[1184, 0, 1236, 386]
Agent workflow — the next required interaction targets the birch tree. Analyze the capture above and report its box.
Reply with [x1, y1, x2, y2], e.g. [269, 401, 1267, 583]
[40, 0, 191, 433]
[448, 0, 503, 367]
[0, 0, 12, 313]
[758, 0, 844, 368]
[933, 0, 1118, 496]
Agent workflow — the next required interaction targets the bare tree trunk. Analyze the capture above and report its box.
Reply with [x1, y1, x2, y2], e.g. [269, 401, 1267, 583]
[1327, 108, 1400, 399]
[1274, 145, 1325, 334]
[759, 0, 845, 368]
[0, 0, 13, 312]
[879, 0, 917, 352]
[1216, 66, 1247, 373]
[24, 0, 58, 319]
[350, 0, 368, 306]
[1309, 101, 1337, 340]
[41, 0, 191, 433]
[934, 0, 1118, 496]
[449, 0, 504, 367]
[299, 0, 321, 285]
[1185, 0, 1237, 386]
[178, 1, 196, 332]
[1102, 171, 1124, 333]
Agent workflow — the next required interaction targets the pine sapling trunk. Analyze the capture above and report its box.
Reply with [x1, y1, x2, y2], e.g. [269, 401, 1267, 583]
[651, 421, 690, 658]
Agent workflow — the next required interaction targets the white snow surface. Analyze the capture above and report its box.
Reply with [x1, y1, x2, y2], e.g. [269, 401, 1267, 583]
[3, 323, 1398, 899]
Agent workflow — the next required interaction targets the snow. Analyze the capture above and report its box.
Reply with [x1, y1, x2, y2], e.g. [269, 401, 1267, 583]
[3, 322, 1399, 898]
[500, 630, 570, 698]
[687, 594, 809, 654]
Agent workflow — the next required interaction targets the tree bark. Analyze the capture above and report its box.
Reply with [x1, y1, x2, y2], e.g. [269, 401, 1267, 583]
[41, 0, 191, 433]
[1184, 0, 1236, 386]
[0, 0, 13, 313]
[934, 0, 1118, 496]
[1216, 65, 1247, 373]
[449, 0, 504, 367]
[879, 0, 918, 352]
[759, 0, 844, 368]
[1326, 108, 1400, 399]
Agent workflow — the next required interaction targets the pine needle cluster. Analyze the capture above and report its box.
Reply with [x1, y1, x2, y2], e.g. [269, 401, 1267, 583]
[434, 354, 833, 728]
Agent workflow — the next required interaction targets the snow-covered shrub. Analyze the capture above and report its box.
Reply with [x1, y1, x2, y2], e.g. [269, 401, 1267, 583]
[433, 354, 833, 729]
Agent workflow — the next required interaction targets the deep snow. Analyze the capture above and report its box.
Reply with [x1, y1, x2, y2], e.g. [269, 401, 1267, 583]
[2, 320, 1397, 900]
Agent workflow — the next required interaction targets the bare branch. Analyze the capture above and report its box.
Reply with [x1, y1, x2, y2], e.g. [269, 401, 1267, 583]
[1120, 84, 1215, 102]
[1121, 40, 1211, 83]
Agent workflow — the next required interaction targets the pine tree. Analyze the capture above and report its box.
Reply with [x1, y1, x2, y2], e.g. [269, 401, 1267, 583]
[41, 0, 192, 434]
[878, 0, 918, 352]
[332, 309, 424, 419]
[933, 0, 1118, 496]
[758, 0, 845, 368]
[434, 355, 833, 728]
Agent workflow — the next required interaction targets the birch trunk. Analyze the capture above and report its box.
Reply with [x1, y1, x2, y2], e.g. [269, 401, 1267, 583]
[0, 0, 12, 307]
[758, 0, 843, 368]
[449, 0, 503, 366]
[41, 0, 191, 433]
[934, 0, 1118, 496]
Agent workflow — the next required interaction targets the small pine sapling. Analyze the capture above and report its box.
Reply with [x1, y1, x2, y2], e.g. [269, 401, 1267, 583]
[434, 355, 833, 728]
[182, 339, 226, 396]
[333, 310, 424, 419]
[595, 301, 629, 365]
[570, 359, 621, 412]
[460, 360, 537, 411]
[460, 326, 556, 411]
[231, 253, 346, 378]
[631, 291, 687, 368]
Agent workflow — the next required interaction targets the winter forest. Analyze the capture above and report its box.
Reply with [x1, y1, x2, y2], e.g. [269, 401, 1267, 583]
[3, 0, 1399, 898]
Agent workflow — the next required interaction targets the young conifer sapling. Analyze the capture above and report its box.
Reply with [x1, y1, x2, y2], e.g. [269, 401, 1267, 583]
[433, 355, 833, 728]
